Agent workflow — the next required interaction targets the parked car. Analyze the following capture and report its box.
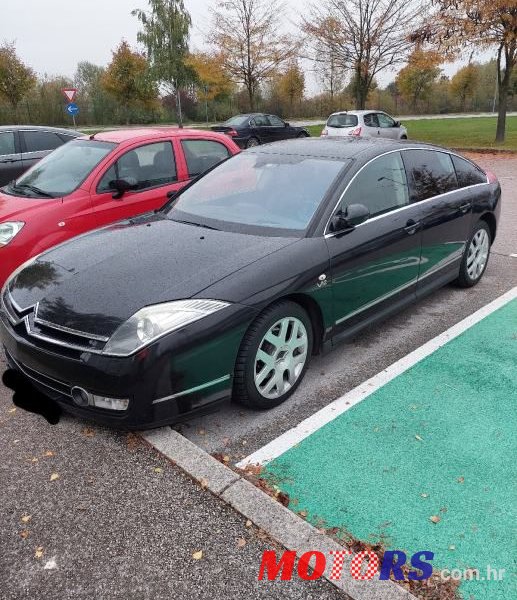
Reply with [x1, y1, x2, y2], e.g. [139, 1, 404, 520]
[321, 111, 408, 140]
[0, 125, 81, 186]
[0, 138, 499, 428]
[211, 113, 309, 148]
[0, 127, 240, 286]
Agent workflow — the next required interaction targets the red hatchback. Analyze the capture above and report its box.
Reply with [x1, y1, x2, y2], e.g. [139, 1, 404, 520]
[0, 128, 240, 286]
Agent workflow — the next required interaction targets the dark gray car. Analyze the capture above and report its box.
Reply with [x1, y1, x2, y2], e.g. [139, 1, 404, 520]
[0, 125, 81, 186]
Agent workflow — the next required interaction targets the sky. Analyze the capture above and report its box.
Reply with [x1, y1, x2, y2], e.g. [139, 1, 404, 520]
[1, 0, 495, 96]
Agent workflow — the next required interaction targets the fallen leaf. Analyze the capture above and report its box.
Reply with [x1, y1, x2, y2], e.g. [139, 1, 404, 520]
[20, 530, 29, 539]
[245, 520, 252, 528]
[430, 515, 441, 524]
[43, 558, 57, 570]
[440, 507, 448, 513]
[222, 455, 230, 463]
[35, 547, 44, 559]
[198, 428, 206, 435]
[457, 476, 465, 484]
[153, 467, 163, 474]
[299, 510, 308, 518]
[236, 537, 246, 548]
[415, 434, 423, 441]
[420, 493, 429, 498]
[448, 545, 456, 551]
[50, 473, 59, 482]
[43, 451, 55, 458]
[192, 550, 203, 560]
[81, 427, 95, 438]
[21, 515, 32, 524]
[30, 457, 39, 463]
[8, 408, 16, 414]
[199, 478, 209, 489]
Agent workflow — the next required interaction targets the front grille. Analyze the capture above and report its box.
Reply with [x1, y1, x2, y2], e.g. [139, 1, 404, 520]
[6, 350, 72, 399]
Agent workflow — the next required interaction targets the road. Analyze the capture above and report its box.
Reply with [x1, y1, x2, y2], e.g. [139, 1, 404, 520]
[1, 154, 515, 599]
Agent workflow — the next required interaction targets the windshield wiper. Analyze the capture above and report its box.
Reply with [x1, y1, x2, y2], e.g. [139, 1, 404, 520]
[12, 183, 55, 198]
[172, 218, 220, 231]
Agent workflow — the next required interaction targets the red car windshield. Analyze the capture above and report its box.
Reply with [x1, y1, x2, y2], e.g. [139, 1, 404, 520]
[5, 139, 116, 199]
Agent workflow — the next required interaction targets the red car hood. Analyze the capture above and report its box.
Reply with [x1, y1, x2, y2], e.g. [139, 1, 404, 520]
[0, 190, 62, 220]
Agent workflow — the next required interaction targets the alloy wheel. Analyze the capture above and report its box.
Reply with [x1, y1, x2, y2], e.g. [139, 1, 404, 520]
[254, 317, 308, 399]
[466, 228, 489, 280]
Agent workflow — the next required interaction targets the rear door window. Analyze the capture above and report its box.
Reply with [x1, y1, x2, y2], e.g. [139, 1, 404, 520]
[97, 141, 177, 193]
[0, 131, 16, 156]
[377, 113, 396, 128]
[327, 114, 358, 128]
[181, 139, 230, 178]
[451, 155, 487, 187]
[402, 150, 458, 202]
[22, 130, 64, 153]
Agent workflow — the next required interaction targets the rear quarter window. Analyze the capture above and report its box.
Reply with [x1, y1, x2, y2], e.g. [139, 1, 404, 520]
[452, 155, 487, 187]
[402, 150, 458, 202]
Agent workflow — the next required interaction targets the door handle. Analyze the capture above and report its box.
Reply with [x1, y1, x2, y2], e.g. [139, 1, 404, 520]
[459, 203, 471, 214]
[404, 219, 420, 235]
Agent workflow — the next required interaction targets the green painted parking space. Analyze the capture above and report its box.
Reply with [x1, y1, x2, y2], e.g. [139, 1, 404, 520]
[264, 299, 517, 599]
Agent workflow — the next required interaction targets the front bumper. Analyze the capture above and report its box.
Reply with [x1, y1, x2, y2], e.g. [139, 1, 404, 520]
[0, 303, 255, 428]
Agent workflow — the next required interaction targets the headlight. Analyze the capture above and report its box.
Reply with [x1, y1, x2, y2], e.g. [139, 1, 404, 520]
[102, 299, 231, 356]
[0, 222, 24, 246]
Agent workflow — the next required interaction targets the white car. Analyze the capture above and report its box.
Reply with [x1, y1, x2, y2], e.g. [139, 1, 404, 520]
[321, 110, 408, 140]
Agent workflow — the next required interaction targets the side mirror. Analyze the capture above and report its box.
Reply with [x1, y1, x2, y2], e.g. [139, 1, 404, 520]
[329, 204, 370, 233]
[166, 190, 177, 200]
[394, 120, 401, 127]
[111, 177, 138, 199]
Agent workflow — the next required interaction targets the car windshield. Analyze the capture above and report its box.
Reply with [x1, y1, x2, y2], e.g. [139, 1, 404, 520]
[224, 115, 250, 127]
[327, 114, 358, 128]
[167, 152, 348, 235]
[5, 139, 116, 198]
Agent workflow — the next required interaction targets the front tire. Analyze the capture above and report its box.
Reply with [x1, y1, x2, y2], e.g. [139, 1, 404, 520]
[297, 131, 309, 138]
[456, 221, 491, 287]
[233, 301, 313, 409]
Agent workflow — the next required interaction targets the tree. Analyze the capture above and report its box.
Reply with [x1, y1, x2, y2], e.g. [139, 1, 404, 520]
[208, 0, 299, 110]
[302, 0, 427, 110]
[0, 42, 36, 118]
[450, 63, 478, 110]
[132, 0, 192, 127]
[277, 61, 305, 113]
[412, 1, 517, 142]
[186, 52, 234, 121]
[102, 41, 158, 124]
[396, 48, 442, 111]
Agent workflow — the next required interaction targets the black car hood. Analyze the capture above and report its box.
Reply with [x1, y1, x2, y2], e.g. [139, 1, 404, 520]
[7, 214, 297, 337]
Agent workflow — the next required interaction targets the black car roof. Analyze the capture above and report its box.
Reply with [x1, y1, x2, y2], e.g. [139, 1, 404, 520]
[247, 137, 449, 161]
[0, 125, 81, 136]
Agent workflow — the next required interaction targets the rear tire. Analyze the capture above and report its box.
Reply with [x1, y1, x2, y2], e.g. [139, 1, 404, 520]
[233, 301, 313, 409]
[455, 220, 491, 288]
[246, 137, 260, 148]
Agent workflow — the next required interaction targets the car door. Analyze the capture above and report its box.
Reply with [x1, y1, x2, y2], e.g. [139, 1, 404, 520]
[20, 130, 66, 171]
[376, 112, 400, 139]
[401, 149, 473, 295]
[0, 130, 23, 185]
[326, 151, 424, 335]
[91, 139, 186, 226]
[180, 138, 231, 179]
[362, 113, 380, 137]
[250, 115, 272, 143]
[267, 114, 291, 142]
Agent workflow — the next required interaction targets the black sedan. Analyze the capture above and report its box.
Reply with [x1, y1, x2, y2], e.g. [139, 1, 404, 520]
[0, 125, 81, 186]
[0, 138, 500, 428]
[211, 113, 309, 148]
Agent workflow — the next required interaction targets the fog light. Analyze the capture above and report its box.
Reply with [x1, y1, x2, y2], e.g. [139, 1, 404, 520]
[91, 396, 129, 411]
[71, 386, 91, 407]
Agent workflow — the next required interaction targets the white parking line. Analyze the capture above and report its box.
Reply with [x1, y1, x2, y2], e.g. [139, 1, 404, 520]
[237, 286, 517, 468]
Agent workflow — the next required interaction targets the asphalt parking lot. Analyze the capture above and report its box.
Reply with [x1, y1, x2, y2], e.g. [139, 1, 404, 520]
[1, 153, 516, 599]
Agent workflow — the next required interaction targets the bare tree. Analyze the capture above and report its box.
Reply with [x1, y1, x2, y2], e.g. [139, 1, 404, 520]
[209, 0, 299, 110]
[302, 0, 428, 109]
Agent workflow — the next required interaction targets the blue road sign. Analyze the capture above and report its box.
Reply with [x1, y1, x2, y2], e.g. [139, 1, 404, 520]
[66, 103, 79, 116]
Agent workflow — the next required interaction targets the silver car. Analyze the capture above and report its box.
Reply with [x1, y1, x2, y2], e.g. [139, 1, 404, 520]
[321, 110, 408, 140]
